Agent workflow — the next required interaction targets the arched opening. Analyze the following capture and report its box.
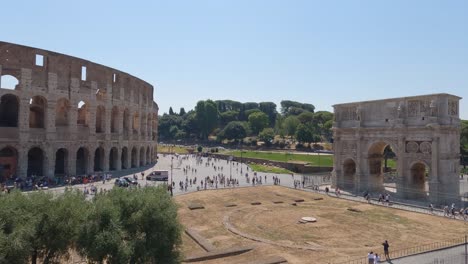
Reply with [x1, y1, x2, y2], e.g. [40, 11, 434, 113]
[94, 147, 105, 172]
[55, 98, 71, 127]
[55, 148, 68, 176]
[27, 147, 44, 176]
[367, 142, 397, 193]
[96, 105, 105, 133]
[0, 75, 19, 90]
[131, 147, 137, 168]
[342, 158, 356, 191]
[133, 112, 139, 134]
[121, 147, 128, 169]
[29, 96, 47, 128]
[76, 147, 89, 175]
[77, 101, 89, 127]
[109, 147, 118, 171]
[111, 106, 119, 133]
[0, 94, 19, 127]
[0, 147, 18, 182]
[408, 162, 429, 200]
[146, 147, 150, 165]
[140, 147, 145, 166]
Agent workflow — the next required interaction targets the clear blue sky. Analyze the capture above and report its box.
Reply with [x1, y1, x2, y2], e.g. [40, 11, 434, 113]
[2, 1, 467, 118]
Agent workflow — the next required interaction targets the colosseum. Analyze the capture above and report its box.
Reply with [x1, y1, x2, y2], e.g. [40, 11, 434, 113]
[0, 41, 158, 183]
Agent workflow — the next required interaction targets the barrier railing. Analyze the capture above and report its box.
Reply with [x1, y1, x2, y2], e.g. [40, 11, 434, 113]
[334, 236, 466, 264]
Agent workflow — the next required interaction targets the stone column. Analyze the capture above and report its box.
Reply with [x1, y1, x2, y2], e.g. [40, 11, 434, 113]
[429, 136, 439, 203]
[20, 68, 32, 91]
[18, 147, 28, 179]
[395, 136, 406, 198]
[68, 147, 77, 176]
[46, 147, 55, 178]
[355, 136, 362, 193]
[89, 105, 96, 135]
[47, 73, 58, 93]
[46, 101, 56, 140]
[104, 107, 111, 139]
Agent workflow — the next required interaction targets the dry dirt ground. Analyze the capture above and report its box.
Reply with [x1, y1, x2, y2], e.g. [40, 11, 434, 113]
[176, 186, 468, 264]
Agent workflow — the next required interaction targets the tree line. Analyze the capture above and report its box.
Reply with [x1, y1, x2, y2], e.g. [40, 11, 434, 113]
[0, 186, 181, 264]
[158, 100, 334, 146]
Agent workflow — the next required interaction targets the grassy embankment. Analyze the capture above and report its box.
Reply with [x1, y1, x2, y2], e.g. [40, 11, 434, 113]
[158, 145, 190, 154]
[223, 150, 333, 174]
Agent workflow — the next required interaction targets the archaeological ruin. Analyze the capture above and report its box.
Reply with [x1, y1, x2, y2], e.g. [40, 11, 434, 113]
[333, 93, 461, 203]
[0, 41, 158, 181]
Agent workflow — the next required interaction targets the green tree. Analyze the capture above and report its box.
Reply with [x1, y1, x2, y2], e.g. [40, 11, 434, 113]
[258, 128, 275, 146]
[259, 102, 277, 126]
[248, 112, 269, 134]
[461, 120, 468, 168]
[169, 107, 175, 115]
[282, 115, 300, 137]
[179, 107, 186, 116]
[295, 124, 314, 143]
[297, 111, 315, 124]
[301, 103, 315, 113]
[158, 114, 183, 140]
[195, 100, 219, 139]
[78, 187, 182, 263]
[0, 190, 87, 264]
[280, 100, 302, 114]
[219, 111, 239, 126]
[220, 121, 247, 141]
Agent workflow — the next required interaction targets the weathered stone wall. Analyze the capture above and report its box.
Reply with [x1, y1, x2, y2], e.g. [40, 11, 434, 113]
[0, 41, 158, 179]
[333, 93, 461, 204]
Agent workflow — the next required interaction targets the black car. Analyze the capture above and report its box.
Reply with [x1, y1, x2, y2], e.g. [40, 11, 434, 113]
[123, 177, 138, 185]
[114, 178, 129, 187]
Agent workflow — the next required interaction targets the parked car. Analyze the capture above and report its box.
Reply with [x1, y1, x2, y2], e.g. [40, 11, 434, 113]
[114, 178, 129, 187]
[123, 177, 138, 185]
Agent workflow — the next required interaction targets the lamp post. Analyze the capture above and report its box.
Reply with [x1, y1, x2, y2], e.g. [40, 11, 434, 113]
[170, 156, 174, 196]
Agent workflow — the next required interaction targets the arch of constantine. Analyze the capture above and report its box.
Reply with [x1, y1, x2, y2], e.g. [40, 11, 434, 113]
[0, 41, 158, 181]
[333, 94, 461, 204]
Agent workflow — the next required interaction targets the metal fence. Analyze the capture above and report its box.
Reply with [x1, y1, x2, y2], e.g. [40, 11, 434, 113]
[334, 237, 466, 264]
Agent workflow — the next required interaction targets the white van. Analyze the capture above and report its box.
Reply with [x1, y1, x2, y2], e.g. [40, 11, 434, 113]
[147, 170, 169, 181]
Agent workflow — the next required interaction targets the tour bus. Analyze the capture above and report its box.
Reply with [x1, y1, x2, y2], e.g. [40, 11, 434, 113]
[146, 170, 169, 181]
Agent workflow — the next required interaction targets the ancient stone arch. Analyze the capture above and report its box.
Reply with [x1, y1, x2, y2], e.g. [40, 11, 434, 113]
[333, 93, 461, 204]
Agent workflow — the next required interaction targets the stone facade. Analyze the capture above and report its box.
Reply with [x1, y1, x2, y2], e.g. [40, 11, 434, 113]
[0, 41, 158, 180]
[333, 93, 461, 204]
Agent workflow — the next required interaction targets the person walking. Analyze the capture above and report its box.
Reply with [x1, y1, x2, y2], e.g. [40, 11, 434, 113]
[382, 240, 390, 260]
[374, 253, 380, 263]
[367, 251, 375, 264]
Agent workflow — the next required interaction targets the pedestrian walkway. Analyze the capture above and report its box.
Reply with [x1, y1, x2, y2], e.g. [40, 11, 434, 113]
[390, 244, 467, 264]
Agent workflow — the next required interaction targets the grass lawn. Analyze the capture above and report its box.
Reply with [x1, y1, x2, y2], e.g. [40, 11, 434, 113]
[249, 163, 293, 174]
[157, 145, 190, 154]
[225, 150, 334, 167]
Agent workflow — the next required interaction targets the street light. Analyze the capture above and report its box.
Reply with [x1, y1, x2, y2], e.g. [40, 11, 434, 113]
[170, 156, 174, 196]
